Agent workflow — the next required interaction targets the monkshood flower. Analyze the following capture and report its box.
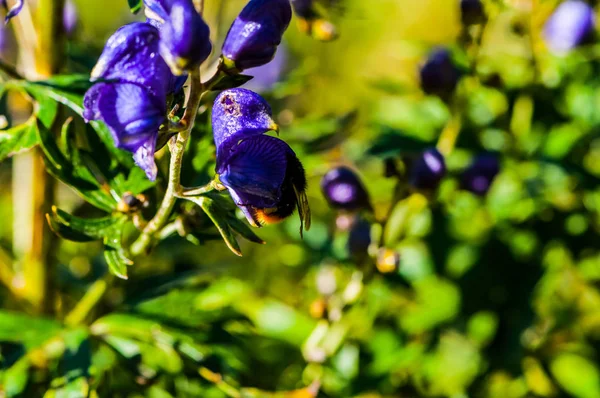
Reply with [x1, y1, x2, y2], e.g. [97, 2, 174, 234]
[420, 48, 461, 99]
[461, 0, 485, 26]
[460, 153, 500, 196]
[3, 0, 23, 22]
[84, 22, 177, 181]
[222, 0, 292, 71]
[409, 148, 446, 190]
[544, 0, 595, 54]
[212, 88, 311, 233]
[321, 166, 371, 212]
[144, 0, 212, 75]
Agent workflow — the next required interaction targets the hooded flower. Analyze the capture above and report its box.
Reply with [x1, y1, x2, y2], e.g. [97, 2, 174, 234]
[144, 0, 212, 75]
[544, 0, 595, 54]
[321, 166, 371, 212]
[212, 88, 311, 234]
[420, 48, 461, 99]
[222, 0, 292, 71]
[409, 148, 446, 190]
[84, 22, 178, 181]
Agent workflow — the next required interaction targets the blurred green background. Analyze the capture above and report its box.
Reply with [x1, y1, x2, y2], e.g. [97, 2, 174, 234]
[2, 0, 600, 397]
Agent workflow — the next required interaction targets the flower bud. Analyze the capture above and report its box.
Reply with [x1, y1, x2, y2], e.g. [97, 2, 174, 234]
[321, 166, 371, 212]
[543, 0, 595, 54]
[222, 0, 292, 71]
[419, 48, 461, 99]
[460, 153, 500, 196]
[460, 0, 485, 26]
[409, 148, 446, 190]
[157, 0, 212, 75]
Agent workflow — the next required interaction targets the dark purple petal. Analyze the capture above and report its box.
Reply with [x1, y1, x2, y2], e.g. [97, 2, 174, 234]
[144, 0, 169, 23]
[91, 22, 170, 99]
[460, 153, 500, 196]
[219, 134, 291, 208]
[420, 48, 461, 98]
[347, 216, 371, 261]
[222, 0, 292, 70]
[4, 0, 23, 22]
[158, 0, 212, 75]
[544, 0, 595, 53]
[132, 135, 159, 181]
[94, 82, 165, 149]
[409, 148, 446, 190]
[321, 166, 371, 211]
[212, 88, 277, 165]
[83, 83, 103, 122]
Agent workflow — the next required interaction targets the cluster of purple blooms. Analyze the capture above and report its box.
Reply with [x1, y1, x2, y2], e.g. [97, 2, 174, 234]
[80, 0, 309, 229]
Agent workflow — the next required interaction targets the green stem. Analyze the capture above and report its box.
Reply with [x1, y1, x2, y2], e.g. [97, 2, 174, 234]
[178, 180, 219, 197]
[64, 279, 107, 326]
[130, 69, 203, 256]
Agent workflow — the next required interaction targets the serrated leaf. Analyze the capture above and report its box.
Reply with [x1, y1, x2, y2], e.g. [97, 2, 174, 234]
[211, 74, 253, 91]
[47, 207, 121, 242]
[186, 196, 243, 256]
[127, 0, 143, 13]
[35, 118, 117, 212]
[103, 219, 132, 280]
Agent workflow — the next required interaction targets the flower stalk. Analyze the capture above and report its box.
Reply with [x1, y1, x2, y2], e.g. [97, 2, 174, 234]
[130, 69, 203, 256]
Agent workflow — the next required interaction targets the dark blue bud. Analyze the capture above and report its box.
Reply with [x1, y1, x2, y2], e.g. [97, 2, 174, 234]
[321, 166, 371, 212]
[461, 0, 485, 26]
[347, 217, 371, 261]
[222, 0, 292, 71]
[419, 48, 461, 98]
[460, 153, 500, 196]
[409, 148, 446, 190]
[157, 0, 212, 75]
[544, 0, 595, 53]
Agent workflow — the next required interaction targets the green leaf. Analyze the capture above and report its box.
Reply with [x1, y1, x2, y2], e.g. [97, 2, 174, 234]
[103, 219, 132, 280]
[35, 118, 117, 212]
[186, 195, 243, 256]
[3, 357, 30, 397]
[47, 207, 121, 242]
[211, 74, 253, 91]
[48, 328, 91, 398]
[0, 311, 61, 349]
[127, 0, 143, 13]
[0, 119, 38, 162]
[551, 354, 600, 398]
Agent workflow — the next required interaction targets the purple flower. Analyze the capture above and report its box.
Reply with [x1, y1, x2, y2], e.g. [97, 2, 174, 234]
[212, 88, 311, 233]
[3, 0, 23, 22]
[243, 44, 288, 93]
[144, 0, 212, 75]
[222, 0, 292, 71]
[460, 153, 500, 196]
[321, 166, 371, 212]
[420, 48, 461, 99]
[544, 0, 595, 53]
[410, 148, 446, 190]
[84, 22, 177, 181]
[64, 0, 78, 37]
[461, 0, 485, 26]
